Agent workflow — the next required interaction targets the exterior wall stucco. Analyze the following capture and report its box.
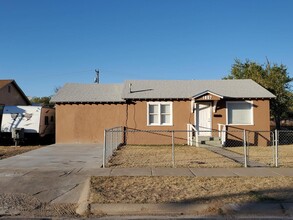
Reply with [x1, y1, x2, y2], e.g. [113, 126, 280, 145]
[125, 101, 192, 145]
[211, 99, 270, 131]
[211, 99, 271, 146]
[55, 103, 127, 143]
[55, 99, 271, 146]
[0, 83, 28, 106]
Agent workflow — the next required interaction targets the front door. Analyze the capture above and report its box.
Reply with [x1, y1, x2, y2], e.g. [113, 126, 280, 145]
[194, 102, 212, 136]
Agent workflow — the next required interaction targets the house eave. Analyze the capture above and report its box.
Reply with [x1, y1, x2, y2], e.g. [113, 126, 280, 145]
[53, 101, 126, 104]
[122, 97, 190, 101]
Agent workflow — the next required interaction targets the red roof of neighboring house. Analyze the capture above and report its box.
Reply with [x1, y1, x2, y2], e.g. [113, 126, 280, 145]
[0, 79, 14, 89]
[0, 79, 31, 105]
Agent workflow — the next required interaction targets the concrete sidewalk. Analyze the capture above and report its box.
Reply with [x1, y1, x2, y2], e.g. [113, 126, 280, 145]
[93, 167, 293, 177]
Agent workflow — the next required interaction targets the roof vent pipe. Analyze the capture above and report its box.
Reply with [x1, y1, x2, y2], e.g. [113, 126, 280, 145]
[129, 83, 132, 93]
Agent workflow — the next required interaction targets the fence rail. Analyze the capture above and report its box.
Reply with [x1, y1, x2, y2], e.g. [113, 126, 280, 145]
[102, 127, 293, 168]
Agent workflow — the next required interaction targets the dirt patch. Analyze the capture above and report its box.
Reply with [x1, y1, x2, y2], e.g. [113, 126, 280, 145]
[90, 176, 293, 205]
[0, 193, 78, 218]
[227, 145, 293, 167]
[0, 146, 42, 160]
[108, 145, 241, 168]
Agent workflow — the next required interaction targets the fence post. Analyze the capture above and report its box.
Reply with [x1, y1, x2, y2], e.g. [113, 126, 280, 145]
[172, 130, 175, 168]
[275, 129, 278, 167]
[187, 124, 190, 145]
[103, 129, 107, 168]
[243, 129, 247, 168]
[123, 126, 127, 145]
[115, 128, 117, 149]
[272, 131, 275, 166]
[111, 130, 113, 153]
[195, 130, 199, 147]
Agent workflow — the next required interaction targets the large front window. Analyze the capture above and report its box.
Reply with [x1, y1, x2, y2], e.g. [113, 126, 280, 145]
[147, 102, 173, 126]
[227, 101, 253, 125]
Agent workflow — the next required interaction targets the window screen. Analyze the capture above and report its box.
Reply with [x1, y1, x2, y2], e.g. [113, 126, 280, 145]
[227, 102, 252, 125]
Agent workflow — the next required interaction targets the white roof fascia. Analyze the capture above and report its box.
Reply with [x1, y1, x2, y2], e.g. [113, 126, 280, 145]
[192, 90, 224, 99]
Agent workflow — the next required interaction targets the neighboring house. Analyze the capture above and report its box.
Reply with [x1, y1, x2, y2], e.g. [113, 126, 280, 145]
[0, 80, 31, 106]
[0, 80, 31, 129]
[51, 79, 275, 146]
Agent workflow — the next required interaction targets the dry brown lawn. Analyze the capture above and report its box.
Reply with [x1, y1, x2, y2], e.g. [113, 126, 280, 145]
[91, 176, 293, 204]
[227, 145, 293, 167]
[108, 145, 241, 168]
[0, 146, 42, 160]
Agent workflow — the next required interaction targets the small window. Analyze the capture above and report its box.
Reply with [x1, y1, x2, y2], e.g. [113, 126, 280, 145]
[50, 116, 54, 122]
[147, 102, 173, 126]
[45, 116, 49, 125]
[8, 86, 11, 93]
[227, 101, 253, 125]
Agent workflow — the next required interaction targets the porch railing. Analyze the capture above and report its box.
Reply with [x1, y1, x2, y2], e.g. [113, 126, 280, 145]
[187, 124, 199, 146]
[218, 123, 227, 146]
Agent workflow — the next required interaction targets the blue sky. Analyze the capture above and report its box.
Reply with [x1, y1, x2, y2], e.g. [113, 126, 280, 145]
[0, 0, 292, 97]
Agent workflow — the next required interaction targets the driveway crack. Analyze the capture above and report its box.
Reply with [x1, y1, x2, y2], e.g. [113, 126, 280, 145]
[21, 168, 38, 176]
[76, 168, 83, 173]
[49, 183, 80, 203]
[32, 189, 48, 196]
[59, 168, 76, 177]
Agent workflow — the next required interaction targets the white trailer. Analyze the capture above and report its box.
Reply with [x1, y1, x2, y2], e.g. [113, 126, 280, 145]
[0, 106, 55, 144]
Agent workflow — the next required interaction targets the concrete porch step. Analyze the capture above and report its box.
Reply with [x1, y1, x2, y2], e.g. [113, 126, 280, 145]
[199, 140, 223, 147]
[192, 136, 223, 147]
[197, 136, 221, 142]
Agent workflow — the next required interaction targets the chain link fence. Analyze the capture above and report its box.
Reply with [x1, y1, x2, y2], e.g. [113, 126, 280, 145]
[226, 131, 275, 167]
[247, 131, 275, 166]
[102, 127, 293, 168]
[103, 128, 186, 168]
[277, 130, 293, 167]
[103, 126, 125, 167]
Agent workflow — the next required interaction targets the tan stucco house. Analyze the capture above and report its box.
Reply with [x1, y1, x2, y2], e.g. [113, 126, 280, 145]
[51, 79, 275, 146]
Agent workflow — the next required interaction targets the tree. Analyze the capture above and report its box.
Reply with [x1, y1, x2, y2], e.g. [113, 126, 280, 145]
[30, 96, 52, 106]
[224, 59, 293, 129]
[30, 86, 61, 107]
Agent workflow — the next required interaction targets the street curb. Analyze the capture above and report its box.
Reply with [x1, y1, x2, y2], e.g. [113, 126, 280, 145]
[91, 203, 211, 216]
[75, 177, 91, 216]
[90, 202, 293, 217]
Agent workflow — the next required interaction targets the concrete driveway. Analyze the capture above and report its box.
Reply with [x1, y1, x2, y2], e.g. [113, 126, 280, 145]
[0, 143, 103, 169]
[0, 144, 103, 216]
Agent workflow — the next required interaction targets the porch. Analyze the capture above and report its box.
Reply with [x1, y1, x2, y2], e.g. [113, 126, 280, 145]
[187, 123, 226, 147]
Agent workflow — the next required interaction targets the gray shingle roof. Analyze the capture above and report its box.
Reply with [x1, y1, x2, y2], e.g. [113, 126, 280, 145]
[50, 83, 125, 103]
[122, 79, 276, 99]
[51, 79, 275, 103]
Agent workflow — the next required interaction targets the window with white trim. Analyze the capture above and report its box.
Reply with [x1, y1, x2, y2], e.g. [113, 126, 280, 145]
[147, 102, 173, 126]
[227, 101, 253, 125]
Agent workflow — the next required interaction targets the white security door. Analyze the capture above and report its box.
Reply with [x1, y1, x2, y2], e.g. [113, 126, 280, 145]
[195, 102, 212, 136]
